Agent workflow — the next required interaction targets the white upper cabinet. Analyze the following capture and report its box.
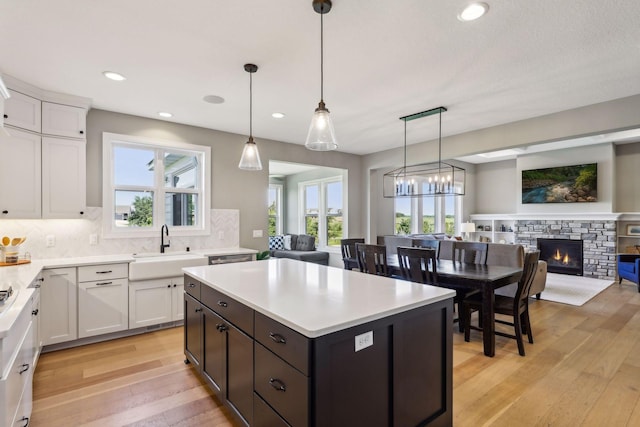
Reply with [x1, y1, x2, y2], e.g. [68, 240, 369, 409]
[41, 137, 86, 218]
[4, 90, 41, 133]
[42, 102, 86, 139]
[0, 128, 42, 218]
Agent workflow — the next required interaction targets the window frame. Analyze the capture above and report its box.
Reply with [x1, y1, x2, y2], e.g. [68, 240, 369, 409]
[395, 196, 462, 236]
[102, 132, 211, 238]
[298, 176, 346, 248]
[268, 183, 283, 236]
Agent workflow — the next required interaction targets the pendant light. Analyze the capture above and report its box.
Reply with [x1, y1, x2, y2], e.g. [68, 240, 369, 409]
[382, 106, 466, 198]
[305, 0, 338, 151]
[238, 63, 263, 171]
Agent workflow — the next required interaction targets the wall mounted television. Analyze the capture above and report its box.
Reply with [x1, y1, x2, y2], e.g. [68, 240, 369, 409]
[521, 163, 597, 204]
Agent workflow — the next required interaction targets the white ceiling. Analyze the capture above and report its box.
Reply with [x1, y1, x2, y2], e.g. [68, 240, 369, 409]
[1, 0, 639, 156]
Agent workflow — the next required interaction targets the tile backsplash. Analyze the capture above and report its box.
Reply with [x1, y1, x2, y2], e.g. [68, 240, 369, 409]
[0, 207, 240, 259]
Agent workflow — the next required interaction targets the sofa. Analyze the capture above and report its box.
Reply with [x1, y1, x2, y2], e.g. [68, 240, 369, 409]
[269, 234, 329, 265]
[617, 254, 640, 292]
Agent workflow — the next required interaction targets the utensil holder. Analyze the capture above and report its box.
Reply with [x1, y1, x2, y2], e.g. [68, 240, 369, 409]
[3, 246, 19, 263]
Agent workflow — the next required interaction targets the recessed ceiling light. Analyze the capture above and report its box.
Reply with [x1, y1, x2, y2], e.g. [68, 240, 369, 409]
[458, 2, 489, 21]
[272, 112, 285, 119]
[103, 71, 126, 81]
[203, 95, 225, 104]
[158, 112, 173, 118]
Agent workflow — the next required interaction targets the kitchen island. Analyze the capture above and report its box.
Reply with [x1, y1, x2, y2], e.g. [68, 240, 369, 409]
[183, 258, 455, 427]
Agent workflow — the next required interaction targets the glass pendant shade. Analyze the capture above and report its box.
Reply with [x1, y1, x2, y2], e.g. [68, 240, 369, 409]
[305, 101, 338, 151]
[238, 137, 262, 170]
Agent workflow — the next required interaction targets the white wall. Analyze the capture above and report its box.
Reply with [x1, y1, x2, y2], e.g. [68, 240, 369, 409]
[473, 160, 517, 214]
[615, 142, 640, 212]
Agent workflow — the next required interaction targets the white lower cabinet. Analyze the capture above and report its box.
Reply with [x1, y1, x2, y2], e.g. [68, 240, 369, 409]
[77, 263, 129, 339]
[1, 291, 37, 427]
[129, 277, 184, 329]
[41, 268, 77, 346]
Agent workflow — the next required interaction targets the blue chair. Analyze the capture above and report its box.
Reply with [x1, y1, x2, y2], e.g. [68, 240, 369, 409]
[617, 254, 640, 292]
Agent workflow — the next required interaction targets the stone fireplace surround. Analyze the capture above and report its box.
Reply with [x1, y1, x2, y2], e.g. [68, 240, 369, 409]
[514, 218, 617, 280]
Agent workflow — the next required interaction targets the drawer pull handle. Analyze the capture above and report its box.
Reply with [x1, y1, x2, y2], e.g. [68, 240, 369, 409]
[96, 270, 113, 274]
[19, 363, 30, 374]
[269, 378, 286, 392]
[217, 301, 228, 308]
[32, 309, 39, 316]
[269, 332, 287, 344]
[188, 283, 196, 288]
[216, 323, 228, 332]
[195, 307, 203, 313]
[19, 416, 29, 427]
[96, 281, 113, 286]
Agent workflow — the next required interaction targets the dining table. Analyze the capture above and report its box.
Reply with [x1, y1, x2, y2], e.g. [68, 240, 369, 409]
[388, 257, 523, 357]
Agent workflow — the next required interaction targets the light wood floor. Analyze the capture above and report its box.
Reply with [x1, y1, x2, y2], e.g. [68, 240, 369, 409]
[32, 280, 640, 426]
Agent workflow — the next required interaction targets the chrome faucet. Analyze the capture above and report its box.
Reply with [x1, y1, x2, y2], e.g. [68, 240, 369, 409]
[160, 224, 170, 253]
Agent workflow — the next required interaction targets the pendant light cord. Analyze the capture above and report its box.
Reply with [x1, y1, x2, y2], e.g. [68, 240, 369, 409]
[249, 71, 253, 138]
[320, 11, 324, 102]
[403, 119, 407, 173]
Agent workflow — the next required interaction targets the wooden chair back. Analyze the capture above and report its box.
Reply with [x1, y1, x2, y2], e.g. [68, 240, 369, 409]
[514, 251, 541, 311]
[397, 246, 438, 285]
[411, 239, 440, 257]
[453, 241, 488, 264]
[341, 238, 364, 270]
[355, 243, 390, 276]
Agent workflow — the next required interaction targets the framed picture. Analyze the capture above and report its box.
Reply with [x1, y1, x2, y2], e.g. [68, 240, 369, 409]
[627, 224, 640, 236]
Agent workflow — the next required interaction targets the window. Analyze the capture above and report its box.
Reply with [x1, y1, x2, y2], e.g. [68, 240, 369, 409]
[300, 177, 345, 247]
[103, 133, 211, 237]
[395, 196, 462, 236]
[268, 184, 283, 236]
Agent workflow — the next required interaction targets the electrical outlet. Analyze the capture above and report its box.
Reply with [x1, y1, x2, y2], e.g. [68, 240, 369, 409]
[89, 234, 98, 245]
[46, 235, 56, 247]
[355, 331, 373, 352]
[253, 229, 263, 238]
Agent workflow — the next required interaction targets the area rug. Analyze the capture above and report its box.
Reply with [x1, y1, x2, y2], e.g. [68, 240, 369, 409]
[539, 273, 614, 306]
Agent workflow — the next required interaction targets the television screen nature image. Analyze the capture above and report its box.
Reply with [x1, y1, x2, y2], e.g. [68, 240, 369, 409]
[522, 163, 597, 203]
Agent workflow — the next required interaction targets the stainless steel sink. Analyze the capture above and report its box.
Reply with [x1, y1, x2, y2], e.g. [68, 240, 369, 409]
[129, 252, 208, 280]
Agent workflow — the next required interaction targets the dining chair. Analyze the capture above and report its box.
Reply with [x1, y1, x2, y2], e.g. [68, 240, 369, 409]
[340, 238, 364, 270]
[355, 243, 390, 277]
[462, 250, 540, 356]
[453, 241, 488, 265]
[411, 238, 440, 258]
[397, 246, 438, 285]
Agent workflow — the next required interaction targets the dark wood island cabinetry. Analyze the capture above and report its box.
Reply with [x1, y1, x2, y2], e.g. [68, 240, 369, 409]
[184, 259, 454, 426]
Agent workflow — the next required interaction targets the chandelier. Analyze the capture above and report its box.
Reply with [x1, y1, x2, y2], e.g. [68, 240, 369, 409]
[383, 107, 465, 198]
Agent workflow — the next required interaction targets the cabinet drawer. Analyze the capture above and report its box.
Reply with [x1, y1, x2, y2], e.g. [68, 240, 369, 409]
[209, 254, 254, 264]
[255, 312, 310, 375]
[201, 285, 253, 336]
[254, 393, 291, 427]
[1, 321, 34, 427]
[184, 275, 201, 300]
[255, 343, 309, 427]
[78, 263, 128, 282]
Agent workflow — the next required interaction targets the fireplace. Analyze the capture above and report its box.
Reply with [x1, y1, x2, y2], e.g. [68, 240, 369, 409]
[537, 238, 584, 276]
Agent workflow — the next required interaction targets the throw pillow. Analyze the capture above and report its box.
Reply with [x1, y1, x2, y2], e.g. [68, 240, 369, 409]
[269, 235, 284, 250]
[283, 235, 292, 250]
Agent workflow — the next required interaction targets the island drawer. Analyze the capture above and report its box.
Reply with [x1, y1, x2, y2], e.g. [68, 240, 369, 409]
[254, 393, 291, 427]
[201, 285, 253, 335]
[255, 312, 310, 375]
[184, 275, 201, 300]
[255, 343, 309, 427]
[78, 263, 128, 282]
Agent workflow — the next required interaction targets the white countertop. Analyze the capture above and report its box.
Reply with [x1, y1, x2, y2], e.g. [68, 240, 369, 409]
[0, 247, 257, 337]
[184, 258, 455, 338]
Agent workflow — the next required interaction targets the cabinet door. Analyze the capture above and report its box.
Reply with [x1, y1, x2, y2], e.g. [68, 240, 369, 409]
[30, 287, 42, 366]
[0, 128, 41, 218]
[41, 268, 77, 345]
[79, 278, 128, 338]
[41, 137, 86, 219]
[4, 90, 41, 132]
[184, 294, 202, 368]
[202, 306, 225, 394]
[171, 278, 184, 321]
[41, 102, 86, 138]
[128, 280, 172, 328]
[227, 324, 254, 425]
